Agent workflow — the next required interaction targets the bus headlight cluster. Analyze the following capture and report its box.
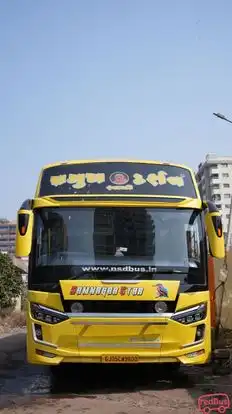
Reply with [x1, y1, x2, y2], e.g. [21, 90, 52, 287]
[171, 303, 207, 325]
[30, 303, 69, 325]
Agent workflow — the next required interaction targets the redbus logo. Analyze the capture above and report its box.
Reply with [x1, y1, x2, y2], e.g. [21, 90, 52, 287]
[198, 393, 230, 413]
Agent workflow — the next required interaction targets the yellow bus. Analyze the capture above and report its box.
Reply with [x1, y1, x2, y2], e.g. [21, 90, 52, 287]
[15, 159, 225, 375]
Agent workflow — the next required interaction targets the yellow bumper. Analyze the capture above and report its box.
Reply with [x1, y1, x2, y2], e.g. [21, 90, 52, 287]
[27, 289, 211, 366]
[27, 313, 211, 366]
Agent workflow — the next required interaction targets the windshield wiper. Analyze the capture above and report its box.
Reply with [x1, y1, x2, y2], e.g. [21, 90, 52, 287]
[131, 268, 189, 280]
[154, 268, 187, 274]
[69, 270, 97, 280]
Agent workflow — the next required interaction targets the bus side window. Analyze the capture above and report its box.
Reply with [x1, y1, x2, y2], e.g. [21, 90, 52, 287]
[186, 225, 200, 262]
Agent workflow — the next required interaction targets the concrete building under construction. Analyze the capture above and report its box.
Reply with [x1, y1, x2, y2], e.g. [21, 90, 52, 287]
[0, 219, 16, 256]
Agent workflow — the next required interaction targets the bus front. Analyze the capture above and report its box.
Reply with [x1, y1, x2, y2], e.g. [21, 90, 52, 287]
[15, 160, 225, 370]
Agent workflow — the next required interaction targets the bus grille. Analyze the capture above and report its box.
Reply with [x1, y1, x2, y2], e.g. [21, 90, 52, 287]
[63, 300, 176, 314]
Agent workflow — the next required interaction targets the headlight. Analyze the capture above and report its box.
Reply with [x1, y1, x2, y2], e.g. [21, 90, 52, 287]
[70, 301, 84, 313]
[154, 301, 168, 313]
[171, 303, 207, 325]
[30, 303, 69, 325]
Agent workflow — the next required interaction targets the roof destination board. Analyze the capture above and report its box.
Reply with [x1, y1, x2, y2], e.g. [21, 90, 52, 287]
[38, 161, 198, 199]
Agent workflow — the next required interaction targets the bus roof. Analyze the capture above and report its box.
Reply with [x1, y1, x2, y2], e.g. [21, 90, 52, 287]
[41, 159, 194, 173]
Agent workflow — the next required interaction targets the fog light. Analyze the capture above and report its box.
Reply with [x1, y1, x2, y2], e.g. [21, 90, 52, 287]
[36, 349, 56, 358]
[186, 349, 205, 358]
[34, 323, 43, 340]
[154, 301, 168, 313]
[195, 324, 205, 341]
[71, 302, 84, 313]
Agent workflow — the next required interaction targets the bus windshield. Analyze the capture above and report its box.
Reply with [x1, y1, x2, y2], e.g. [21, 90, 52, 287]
[31, 207, 206, 284]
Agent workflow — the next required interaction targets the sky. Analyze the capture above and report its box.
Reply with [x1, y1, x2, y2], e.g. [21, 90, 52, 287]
[1, 0, 232, 219]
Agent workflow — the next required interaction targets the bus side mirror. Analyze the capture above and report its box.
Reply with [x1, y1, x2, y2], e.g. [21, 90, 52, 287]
[15, 209, 34, 257]
[205, 211, 225, 259]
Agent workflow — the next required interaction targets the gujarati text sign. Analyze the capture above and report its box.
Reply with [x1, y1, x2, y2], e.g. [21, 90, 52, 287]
[38, 162, 197, 198]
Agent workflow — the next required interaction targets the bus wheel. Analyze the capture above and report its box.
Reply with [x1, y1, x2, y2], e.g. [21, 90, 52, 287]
[49, 365, 68, 380]
[166, 363, 181, 372]
[49, 364, 70, 391]
[162, 363, 181, 377]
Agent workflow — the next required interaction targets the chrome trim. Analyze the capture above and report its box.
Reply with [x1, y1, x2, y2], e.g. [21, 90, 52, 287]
[35, 350, 56, 358]
[100, 280, 141, 284]
[71, 320, 168, 325]
[130, 336, 160, 342]
[173, 304, 205, 317]
[34, 304, 66, 316]
[182, 339, 204, 349]
[78, 342, 161, 349]
[32, 324, 57, 349]
[67, 312, 172, 318]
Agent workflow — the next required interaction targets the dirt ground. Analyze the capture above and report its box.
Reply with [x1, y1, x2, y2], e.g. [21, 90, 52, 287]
[0, 391, 197, 414]
[1, 354, 232, 414]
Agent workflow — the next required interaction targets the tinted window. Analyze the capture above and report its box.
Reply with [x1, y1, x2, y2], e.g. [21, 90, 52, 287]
[31, 207, 206, 284]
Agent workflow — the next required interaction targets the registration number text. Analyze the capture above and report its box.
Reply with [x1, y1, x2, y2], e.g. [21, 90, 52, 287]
[102, 355, 139, 363]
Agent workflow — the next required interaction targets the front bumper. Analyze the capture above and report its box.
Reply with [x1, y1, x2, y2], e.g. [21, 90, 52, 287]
[27, 310, 211, 366]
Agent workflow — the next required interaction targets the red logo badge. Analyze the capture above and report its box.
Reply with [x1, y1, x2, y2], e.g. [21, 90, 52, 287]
[120, 286, 127, 296]
[198, 393, 230, 413]
[70, 286, 77, 295]
[109, 172, 129, 185]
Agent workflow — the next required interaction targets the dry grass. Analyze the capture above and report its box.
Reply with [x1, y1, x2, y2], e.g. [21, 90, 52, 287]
[0, 310, 26, 334]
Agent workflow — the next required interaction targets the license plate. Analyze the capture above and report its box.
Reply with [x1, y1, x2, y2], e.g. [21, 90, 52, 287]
[102, 355, 139, 363]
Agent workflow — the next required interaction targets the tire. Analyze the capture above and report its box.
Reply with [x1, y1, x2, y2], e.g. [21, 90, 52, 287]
[49, 364, 67, 380]
[161, 362, 181, 378]
[165, 363, 181, 372]
[49, 364, 70, 392]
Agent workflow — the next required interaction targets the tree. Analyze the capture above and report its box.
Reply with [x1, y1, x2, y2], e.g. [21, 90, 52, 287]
[0, 252, 23, 310]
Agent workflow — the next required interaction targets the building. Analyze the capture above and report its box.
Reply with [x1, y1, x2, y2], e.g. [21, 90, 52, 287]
[0, 219, 16, 256]
[196, 153, 232, 247]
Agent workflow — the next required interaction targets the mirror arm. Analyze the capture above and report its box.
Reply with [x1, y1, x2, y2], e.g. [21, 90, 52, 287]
[202, 200, 219, 213]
